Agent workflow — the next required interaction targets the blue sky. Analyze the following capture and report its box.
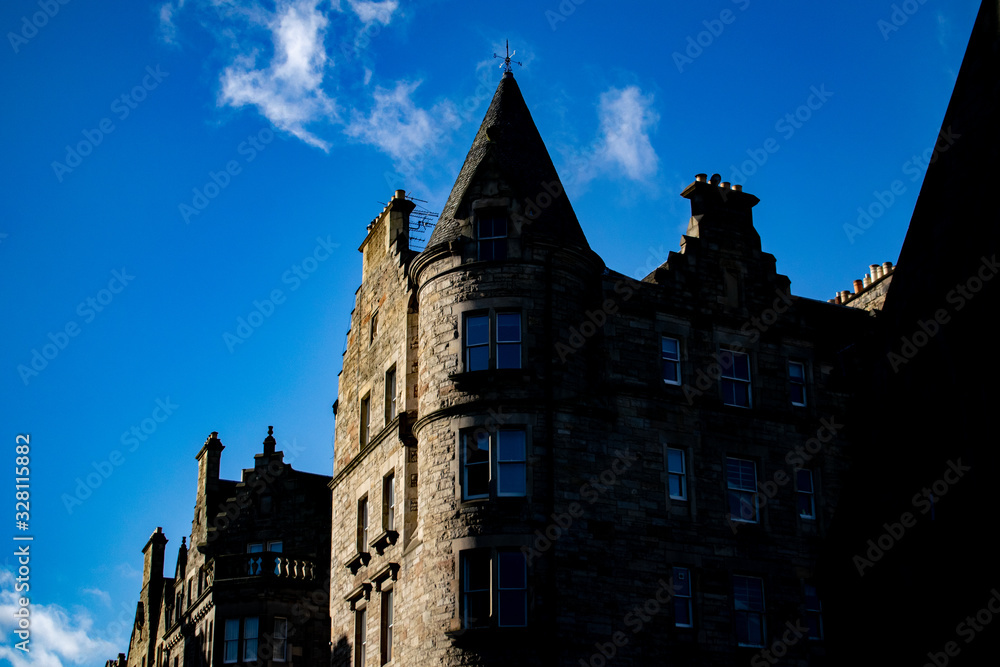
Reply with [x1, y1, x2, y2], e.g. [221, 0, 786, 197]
[0, 0, 981, 662]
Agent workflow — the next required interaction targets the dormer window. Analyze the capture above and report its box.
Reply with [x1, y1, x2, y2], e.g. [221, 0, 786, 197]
[477, 214, 507, 260]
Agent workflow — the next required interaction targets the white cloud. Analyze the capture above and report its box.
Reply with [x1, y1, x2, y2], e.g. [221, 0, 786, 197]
[83, 588, 112, 607]
[596, 85, 660, 181]
[219, 0, 337, 150]
[345, 80, 458, 162]
[0, 570, 123, 667]
[347, 0, 399, 25]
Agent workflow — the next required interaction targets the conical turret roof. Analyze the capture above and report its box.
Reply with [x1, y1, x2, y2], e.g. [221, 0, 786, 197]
[428, 72, 590, 250]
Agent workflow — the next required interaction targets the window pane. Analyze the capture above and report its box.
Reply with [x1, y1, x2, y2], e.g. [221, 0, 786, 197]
[729, 490, 756, 522]
[496, 343, 520, 369]
[669, 476, 684, 498]
[268, 541, 282, 552]
[731, 352, 750, 380]
[498, 552, 526, 588]
[247, 543, 263, 553]
[662, 360, 678, 383]
[496, 313, 520, 342]
[727, 458, 756, 491]
[468, 346, 489, 371]
[243, 617, 258, 660]
[662, 337, 679, 359]
[466, 316, 489, 346]
[672, 567, 691, 597]
[497, 462, 526, 496]
[789, 361, 804, 381]
[796, 469, 813, 493]
[497, 430, 525, 461]
[498, 590, 527, 626]
[667, 449, 685, 474]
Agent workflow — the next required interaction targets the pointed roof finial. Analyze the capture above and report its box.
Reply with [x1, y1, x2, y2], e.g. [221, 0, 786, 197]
[494, 39, 521, 75]
[263, 425, 276, 455]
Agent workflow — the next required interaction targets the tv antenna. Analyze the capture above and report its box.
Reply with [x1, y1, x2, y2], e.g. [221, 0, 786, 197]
[494, 40, 521, 73]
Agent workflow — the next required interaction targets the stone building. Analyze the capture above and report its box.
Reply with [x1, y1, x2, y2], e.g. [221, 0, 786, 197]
[122, 429, 332, 666]
[328, 67, 875, 666]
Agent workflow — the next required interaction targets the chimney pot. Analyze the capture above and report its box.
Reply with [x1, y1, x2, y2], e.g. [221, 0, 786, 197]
[863, 274, 871, 288]
[721, 182, 731, 189]
[695, 173, 707, 182]
[733, 184, 742, 192]
[394, 189, 405, 200]
[852, 279, 864, 294]
[883, 261, 893, 274]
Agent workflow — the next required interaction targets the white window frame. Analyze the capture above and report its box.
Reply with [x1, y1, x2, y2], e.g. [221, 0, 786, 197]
[726, 457, 758, 523]
[461, 428, 527, 501]
[273, 617, 288, 662]
[223, 619, 239, 663]
[461, 549, 527, 629]
[672, 566, 693, 628]
[720, 349, 752, 408]
[476, 214, 508, 261]
[661, 336, 681, 385]
[789, 361, 806, 406]
[380, 588, 393, 665]
[242, 616, 258, 661]
[355, 607, 367, 667]
[796, 469, 815, 519]
[463, 311, 521, 372]
[733, 575, 766, 648]
[667, 448, 687, 501]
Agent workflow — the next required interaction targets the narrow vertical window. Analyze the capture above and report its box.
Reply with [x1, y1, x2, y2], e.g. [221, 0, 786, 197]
[789, 361, 806, 406]
[355, 608, 367, 667]
[733, 576, 765, 647]
[383, 473, 395, 532]
[667, 448, 687, 501]
[662, 337, 681, 385]
[358, 496, 369, 553]
[477, 215, 507, 260]
[380, 589, 394, 664]
[385, 366, 397, 424]
[727, 458, 758, 523]
[497, 551, 527, 627]
[465, 315, 490, 371]
[247, 542, 263, 576]
[796, 469, 815, 519]
[805, 583, 823, 640]
[720, 349, 751, 407]
[462, 550, 490, 628]
[495, 313, 521, 369]
[223, 619, 238, 663]
[673, 566, 693, 627]
[273, 617, 288, 662]
[370, 311, 378, 345]
[462, 431, 490, 500]
[496, 429, 526, 497]
[242, 617, 258, 661]
[360, 394, 371, 447]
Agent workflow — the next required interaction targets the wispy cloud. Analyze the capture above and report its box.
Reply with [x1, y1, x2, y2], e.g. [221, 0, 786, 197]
[564, 85, 660, 189]
[83, 587, 112, 607]
[347, 0, 399, 25]
[0, 570, 121, 667]
[219, 0, 337, 150]
[345, 80, 459, 162]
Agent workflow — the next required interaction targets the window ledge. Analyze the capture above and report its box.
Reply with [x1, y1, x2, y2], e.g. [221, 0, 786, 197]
[344, 551, 371, 575]
[369, 530, 399, 556]
[449, 369, 533, 386]
[344, 582, 372, 610]
[371, 562, 400, 590]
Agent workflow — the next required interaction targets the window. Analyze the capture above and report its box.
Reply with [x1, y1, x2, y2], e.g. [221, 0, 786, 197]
[355, 608, 367, 667]
[247, 542, 263, 575]
[273, 617, 288, 662]
[223, 619, 238, 663]
[733, 576, 765, 647]
[461, 428, 526, 500]
[384, 367, 397, 424]
[380, 589, 393, 664]
[463, 312, 521, 372]
[804, 584, 823, 640]
[357, 496, 369, 553]
[461, 550, 527, 629]
[383, 473, 395, 532]
[727, 458, 757, 523]
[673, 566, 693, 627]
[360, 394, 371, 447]
[667, 448, 687, 501]
[242, 617, 258, 661]
[662, 337, 681, 385]
[796, 469, 815, 519]
[477, 215, 507, 260]
[789, 361, 806, 405]
[720, 349, 751, 407]
[370, 310, 378, 345]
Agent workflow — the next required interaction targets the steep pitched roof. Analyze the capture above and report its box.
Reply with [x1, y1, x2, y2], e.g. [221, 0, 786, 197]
[428, 72, 590, 250]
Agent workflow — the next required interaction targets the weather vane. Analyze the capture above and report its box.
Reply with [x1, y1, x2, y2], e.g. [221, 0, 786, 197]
[494, 40, 521, 73]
